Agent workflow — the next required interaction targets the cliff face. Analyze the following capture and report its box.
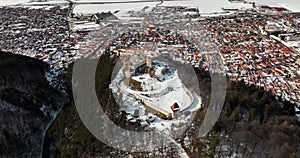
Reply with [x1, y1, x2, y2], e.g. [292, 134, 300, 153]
[0, 52, 69, 157]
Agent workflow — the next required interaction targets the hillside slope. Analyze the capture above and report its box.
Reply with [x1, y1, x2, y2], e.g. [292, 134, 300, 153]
[0, 52, 69, 157]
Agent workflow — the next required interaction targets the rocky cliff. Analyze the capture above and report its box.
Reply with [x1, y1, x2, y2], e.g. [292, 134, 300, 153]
[0, 52, 69, 157]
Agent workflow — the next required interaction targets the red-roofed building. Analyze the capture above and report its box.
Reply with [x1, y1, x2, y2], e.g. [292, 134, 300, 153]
[261, 6, 288, 11]
[273, 7, 288, 11]
[261, 6, 272, 10]
[170, 102, 180, 112]
[260, 61, 267, 68]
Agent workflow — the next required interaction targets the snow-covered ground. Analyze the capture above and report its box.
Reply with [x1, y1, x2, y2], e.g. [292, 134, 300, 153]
[248, 0, 300, 12]
[285, 41, 300, 53]
[125, 61, 193, 114]
[0, 0, 28, 6]
[70, 0, 300, 14]
[73, 22, 101, 31]
[73, 2, 157, 14]
[72, 0, 254, 14]
[162, 0, 253, 13]
[2, 0, 299, 13]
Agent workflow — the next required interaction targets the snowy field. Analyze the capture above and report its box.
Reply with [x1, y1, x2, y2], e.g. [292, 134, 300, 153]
[285, 41, 300, 53]
[0, 0, 28, 6]
[248, 0, 300, 12]
[72, 0, 254, 14]
[122, 60, 193, 114]
[71, 0, 300, 14]
[1, 0, 299, 13]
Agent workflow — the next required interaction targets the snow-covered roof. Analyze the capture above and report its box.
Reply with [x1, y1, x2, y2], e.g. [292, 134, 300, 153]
[128, 61, 194, 114]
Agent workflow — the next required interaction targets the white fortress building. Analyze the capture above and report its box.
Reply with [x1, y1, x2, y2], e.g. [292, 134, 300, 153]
[122, 58, 194, 119]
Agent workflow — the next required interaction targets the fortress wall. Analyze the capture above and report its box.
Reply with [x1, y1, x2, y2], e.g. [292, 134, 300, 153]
[143, 101, 173, 119]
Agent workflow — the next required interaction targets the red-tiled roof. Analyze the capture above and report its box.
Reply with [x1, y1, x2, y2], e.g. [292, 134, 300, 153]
[170, 102, 180, 112]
